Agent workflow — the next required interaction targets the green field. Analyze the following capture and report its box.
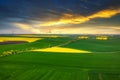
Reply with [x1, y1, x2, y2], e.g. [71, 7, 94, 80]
[0, 36, 120, 80]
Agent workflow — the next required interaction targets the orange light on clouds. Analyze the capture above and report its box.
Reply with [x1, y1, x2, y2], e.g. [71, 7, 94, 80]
[14, 8, 120, 34]
[39, 8, 120, 26]
[89, 8, 120, 18]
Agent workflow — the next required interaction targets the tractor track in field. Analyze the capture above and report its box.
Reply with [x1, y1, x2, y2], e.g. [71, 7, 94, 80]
[54, 38, 120, 53]
[55, 38, 78, 47]
[0, 38, 78, 57]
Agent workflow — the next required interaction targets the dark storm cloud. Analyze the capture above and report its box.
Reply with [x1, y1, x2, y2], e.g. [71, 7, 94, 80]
[76, 14, 120, 27]
[0, 22, 18, 30]
[0, 0, 120, 33]
[0, 0, 120, 21]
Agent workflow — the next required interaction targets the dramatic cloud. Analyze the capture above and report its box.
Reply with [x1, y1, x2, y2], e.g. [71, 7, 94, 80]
[38, 8, 120, 26]
[0, 0, 120, 34]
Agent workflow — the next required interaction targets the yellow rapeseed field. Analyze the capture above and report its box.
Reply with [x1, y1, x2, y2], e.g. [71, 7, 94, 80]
[78, 36, 89, 39]
[32, 47, 91, 53]
[96, 36, 108, 40]
[0, 37, 42, 42]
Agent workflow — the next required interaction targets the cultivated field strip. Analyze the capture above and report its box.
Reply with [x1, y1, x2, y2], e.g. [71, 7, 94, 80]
[0, 37, 42, 43]
[0, 65, 119, 80]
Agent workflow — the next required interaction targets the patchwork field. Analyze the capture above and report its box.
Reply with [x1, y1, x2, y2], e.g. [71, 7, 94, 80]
[0, 35, 120, 80]
[0, 37, 42, 43]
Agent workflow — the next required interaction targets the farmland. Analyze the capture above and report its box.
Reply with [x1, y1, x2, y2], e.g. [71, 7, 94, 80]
[0, 37, 42, 43]
[0, 35, 120, 80]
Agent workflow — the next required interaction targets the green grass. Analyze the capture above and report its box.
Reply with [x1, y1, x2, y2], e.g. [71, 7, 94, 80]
[0, 52, 120, 80]
[63, 39, 120, 52]
[0, 36, 120, 80]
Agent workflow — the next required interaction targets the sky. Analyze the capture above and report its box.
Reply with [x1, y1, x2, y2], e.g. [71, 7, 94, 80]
[0, 0, 120, 34]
